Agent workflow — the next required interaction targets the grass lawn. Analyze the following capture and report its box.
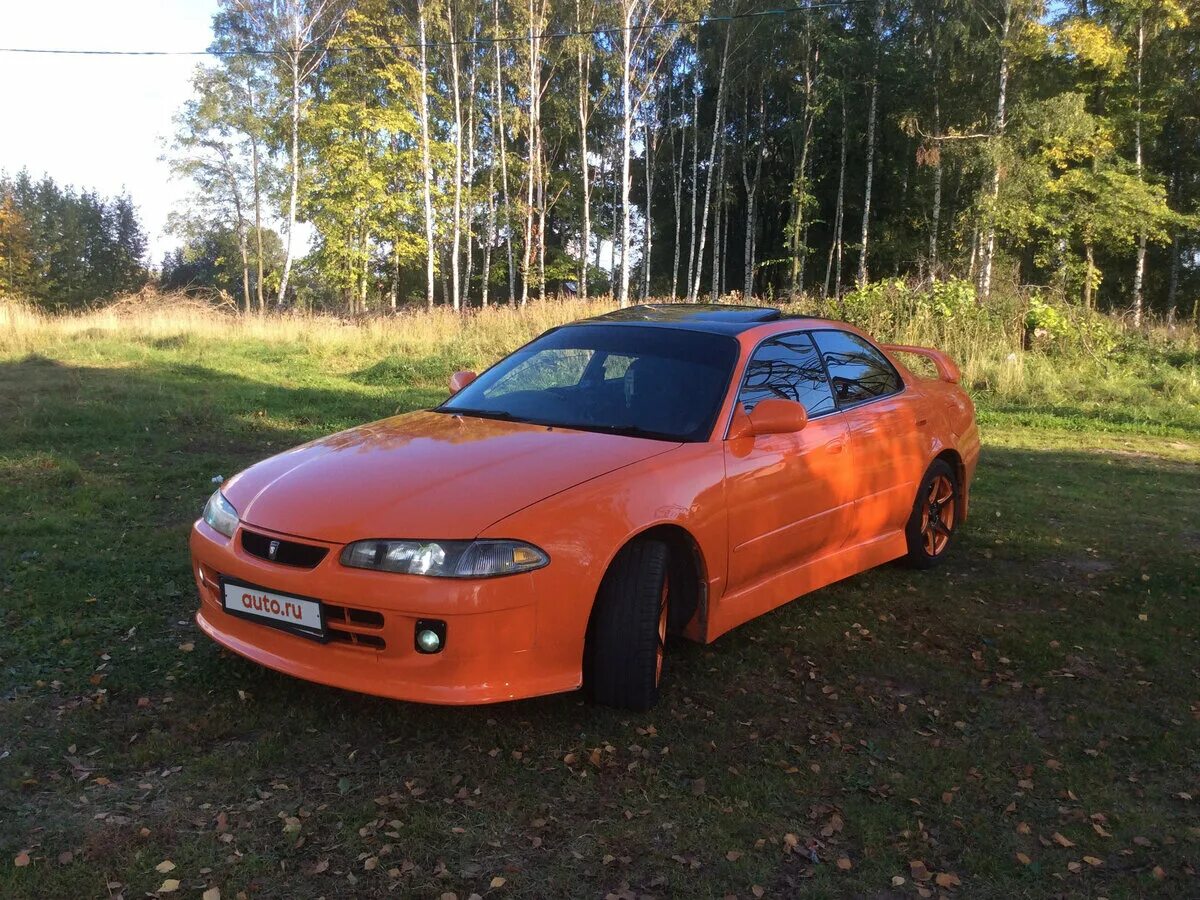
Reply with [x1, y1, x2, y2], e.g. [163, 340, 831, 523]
[1, 312, 1197, 899]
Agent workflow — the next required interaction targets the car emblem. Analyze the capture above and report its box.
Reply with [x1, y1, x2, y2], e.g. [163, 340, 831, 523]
[268, 540, 280, 560]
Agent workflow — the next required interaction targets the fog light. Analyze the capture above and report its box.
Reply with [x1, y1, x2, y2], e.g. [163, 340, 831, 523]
[414, 619, 446, 654]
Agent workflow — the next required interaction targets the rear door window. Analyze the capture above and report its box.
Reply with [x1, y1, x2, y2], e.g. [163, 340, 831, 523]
[810, 330, 903, 407]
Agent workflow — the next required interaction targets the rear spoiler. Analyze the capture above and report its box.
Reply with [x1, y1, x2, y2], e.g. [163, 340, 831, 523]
[882, 344, 961, 384]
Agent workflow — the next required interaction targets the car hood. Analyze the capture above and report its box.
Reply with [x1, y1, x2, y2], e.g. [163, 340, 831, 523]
[222, 411, 679, 544]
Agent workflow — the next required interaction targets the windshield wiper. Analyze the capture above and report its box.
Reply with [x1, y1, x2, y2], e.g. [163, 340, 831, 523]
[569, 422, 679, 441]
[440, 407, 521, 422]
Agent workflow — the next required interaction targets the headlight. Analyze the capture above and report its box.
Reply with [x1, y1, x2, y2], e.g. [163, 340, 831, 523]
[340, 539, 549, 578]
[202, 490, 239, 538]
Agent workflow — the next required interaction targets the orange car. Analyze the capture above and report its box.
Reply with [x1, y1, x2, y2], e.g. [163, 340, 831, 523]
[191, 304, 979, 710]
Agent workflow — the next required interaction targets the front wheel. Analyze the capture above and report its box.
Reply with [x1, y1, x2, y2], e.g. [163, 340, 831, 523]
[903, 459, 959, 569]
[583, 539, 670, 711]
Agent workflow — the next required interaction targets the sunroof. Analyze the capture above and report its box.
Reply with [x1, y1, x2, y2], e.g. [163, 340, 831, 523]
[590, 303, 782, 324]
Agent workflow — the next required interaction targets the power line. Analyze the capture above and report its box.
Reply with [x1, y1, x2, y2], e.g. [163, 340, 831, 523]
[0, 0, 869, 57]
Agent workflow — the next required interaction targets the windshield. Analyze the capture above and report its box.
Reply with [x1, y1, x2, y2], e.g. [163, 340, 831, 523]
[438, 324, 738, 442]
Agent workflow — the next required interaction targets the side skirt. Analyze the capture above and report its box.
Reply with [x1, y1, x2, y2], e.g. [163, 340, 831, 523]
[703, 530, 907, 642]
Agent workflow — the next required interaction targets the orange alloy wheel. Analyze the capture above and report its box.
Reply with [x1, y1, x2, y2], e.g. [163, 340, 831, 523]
[921, 474, 956, 556]
[655, 574, 669, 683]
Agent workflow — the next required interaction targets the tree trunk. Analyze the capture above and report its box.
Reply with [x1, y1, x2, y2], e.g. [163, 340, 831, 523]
[465, 33, 478, 307]
[690, 25, 732, 303]
[1166, 170, 1181, 320]
[857, 1, 883, 288]
[643, 114, 656, 300]
[277, 50, 301, 305]
[929, 90, 943, 280]
[670, 82, 683, 300]
[521, 0, 540, 307]
[417, 0, 437, 309]
[686, 76, 700, 301]
[494, 0, 515, 304]
[1131, 13, 1146, 326]
[482, 153, 496, 308]
[576, 0, 592, 300]
[248, 81, 265, 312]
[979, 0, 1012, 303]
[447, 0, 464, 311]
[711, 117, 726, 302]
[1083, 242, 1095, 309]
[789, 37, 819, 295]
[743, 86, 764, 299]
[618, 0, 636, 307]
[537, 147, 547, 301]
[238, 224, 251, 313]
[824, 92, 848, 301]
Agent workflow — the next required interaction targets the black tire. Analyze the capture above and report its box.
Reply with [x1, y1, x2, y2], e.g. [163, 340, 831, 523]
[903, 458, 960, 569]
[583, 539, 670, 711]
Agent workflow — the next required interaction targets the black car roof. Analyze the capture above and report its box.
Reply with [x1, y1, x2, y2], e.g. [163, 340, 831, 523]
[578, 303, 783, 335]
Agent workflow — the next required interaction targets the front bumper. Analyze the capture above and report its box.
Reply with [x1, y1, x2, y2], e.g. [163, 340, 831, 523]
[189, 521, 581, 704]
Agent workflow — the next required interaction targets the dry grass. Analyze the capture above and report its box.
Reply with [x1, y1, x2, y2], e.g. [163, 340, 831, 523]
[3, 291, 1198, 429]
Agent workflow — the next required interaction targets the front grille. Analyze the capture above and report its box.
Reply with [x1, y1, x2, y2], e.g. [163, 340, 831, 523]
[241, 530, 328, 568]
[324, 603, 386, 650]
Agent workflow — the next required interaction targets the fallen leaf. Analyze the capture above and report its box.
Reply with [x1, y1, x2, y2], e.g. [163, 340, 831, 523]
[836, 857, 852, 871]
[891, 875, 906, 886]
[202, 889, 220, 900]
[1082, 856, 1102, 867]
[691, 777, 706, 795]
[155, 860, 177, 874]
[942, 791, 954, 805]
[1016, 853, 1032, 865]
[1016, 822, 1031, 835]
[282, 816, 301, 834]
[159, 879, 181, 893]
[935, 872, 961, 888]
[1052, 832, 1075, 848]
[14, 851, 30, 867]
[1152, 865, 1166, 880]
[489, 876, 506, 888]
[178, 642, 194, 652]
[725, 850, 742, 862]
[751, 887, 765, 898]
[909, 859, 931, 881]
[309, 859, 330, 875]
[364, 856, 378, 871]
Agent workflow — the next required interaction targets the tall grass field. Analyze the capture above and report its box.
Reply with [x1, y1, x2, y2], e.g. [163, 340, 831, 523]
[1, 289, 1198, 899]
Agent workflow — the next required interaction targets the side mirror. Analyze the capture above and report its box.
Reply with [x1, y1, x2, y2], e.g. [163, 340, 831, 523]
[729, 398, 808, 439]
[449, 370, 477, 394]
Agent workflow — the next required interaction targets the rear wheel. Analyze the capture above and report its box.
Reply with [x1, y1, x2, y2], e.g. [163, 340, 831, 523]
[584, 539, 670, 711]
[904, 459, 959, 568]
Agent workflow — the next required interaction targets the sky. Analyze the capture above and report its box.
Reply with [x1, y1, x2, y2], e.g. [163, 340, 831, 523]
[0, 0, 221, 261]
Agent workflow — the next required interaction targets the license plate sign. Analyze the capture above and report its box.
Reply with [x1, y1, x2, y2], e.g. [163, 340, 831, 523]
[222, 581, 323, 637]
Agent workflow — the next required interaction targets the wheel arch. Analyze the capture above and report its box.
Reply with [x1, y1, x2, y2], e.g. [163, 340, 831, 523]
[586, 523, 709, 649]
[932, 447, 966, 518]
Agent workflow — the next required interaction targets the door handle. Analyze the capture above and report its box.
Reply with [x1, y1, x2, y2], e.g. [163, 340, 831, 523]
[827, 440, 845, 454]
[916, 418, 928, 427]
